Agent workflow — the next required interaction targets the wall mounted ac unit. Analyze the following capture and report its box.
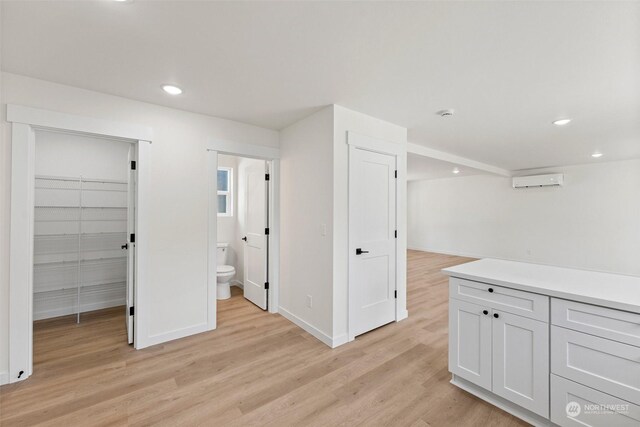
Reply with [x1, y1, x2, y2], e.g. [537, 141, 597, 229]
[512, 173, 564, 188]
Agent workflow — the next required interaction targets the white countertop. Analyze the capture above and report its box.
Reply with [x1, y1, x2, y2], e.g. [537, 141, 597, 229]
[443, 258, 640, 314]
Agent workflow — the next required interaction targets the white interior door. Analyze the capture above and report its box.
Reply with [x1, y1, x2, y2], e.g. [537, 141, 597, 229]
[125, 144, 136, 344]
[243, 161, 268, 310]
[349, 147, 397, 337]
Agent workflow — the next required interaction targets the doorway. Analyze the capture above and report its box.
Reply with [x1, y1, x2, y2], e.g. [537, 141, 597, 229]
[31, 130, 137, 354]
[349, 146, 398, 337]
[8, 104, 151, 384]
[207, 144, 280, 330]
[216, 154, 270, 311]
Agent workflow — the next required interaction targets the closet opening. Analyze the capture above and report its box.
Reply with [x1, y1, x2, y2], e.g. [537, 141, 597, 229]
[32, 129, 137, 367]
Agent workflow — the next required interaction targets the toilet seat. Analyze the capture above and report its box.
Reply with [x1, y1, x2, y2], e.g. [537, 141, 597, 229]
[217, 265, 235, 274]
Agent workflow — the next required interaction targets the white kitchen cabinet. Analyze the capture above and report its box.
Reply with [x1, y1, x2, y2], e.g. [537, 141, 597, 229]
[492, 310, 549, 418]
[445, 259, 640, 427]
[449, 291, 550, 419]
[449, 298, 492, 390]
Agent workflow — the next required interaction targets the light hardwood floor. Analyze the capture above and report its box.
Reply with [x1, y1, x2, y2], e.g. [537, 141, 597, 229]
[0, 251, 528, 426]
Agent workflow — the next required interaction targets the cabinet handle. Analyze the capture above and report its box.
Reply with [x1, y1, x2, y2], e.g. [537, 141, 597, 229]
[482, 310, 489, 315]
[488, 288, 494, 293]
[493, 313, 500, 318]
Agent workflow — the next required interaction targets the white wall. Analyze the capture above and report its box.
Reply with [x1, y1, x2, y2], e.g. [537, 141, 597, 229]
[0, 72, 279, 373]
[408, 159, 640, 276]
[35, 130, 130, 180]
[279, 104, 408, 347]
[279, 106, 335, 341]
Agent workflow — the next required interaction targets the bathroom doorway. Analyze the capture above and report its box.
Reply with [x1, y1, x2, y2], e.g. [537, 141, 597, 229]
[209, 145, 280, 330]
[215, 154, 269, 310]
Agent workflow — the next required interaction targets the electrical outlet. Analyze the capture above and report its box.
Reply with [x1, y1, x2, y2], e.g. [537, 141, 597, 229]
[306, 295, 313, 308]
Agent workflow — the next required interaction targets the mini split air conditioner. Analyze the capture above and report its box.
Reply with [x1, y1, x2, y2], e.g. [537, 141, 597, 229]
[512, 173, 564, 188]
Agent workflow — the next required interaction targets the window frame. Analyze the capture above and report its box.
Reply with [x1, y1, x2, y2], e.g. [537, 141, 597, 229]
[217, 167, 233, 217]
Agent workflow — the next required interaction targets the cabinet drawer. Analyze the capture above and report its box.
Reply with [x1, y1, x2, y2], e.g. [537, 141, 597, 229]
[551, 375, 640, 427]
[449, 277, 549, 322]
[552, 299, 640, 347]
[551, 326, 640, 404]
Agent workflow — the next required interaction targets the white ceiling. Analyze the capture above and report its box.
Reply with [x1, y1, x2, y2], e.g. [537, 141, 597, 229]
[407, 153, 488, 182]
[2, 1, 639, 171]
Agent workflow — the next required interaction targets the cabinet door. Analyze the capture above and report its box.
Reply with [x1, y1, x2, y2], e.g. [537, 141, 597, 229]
[449, 298, 492, 390]
[492, 310, 549, 418]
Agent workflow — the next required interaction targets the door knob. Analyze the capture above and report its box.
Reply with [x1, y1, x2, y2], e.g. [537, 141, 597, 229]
[242, 236, 247, 241]
[356, 248, 369, 255]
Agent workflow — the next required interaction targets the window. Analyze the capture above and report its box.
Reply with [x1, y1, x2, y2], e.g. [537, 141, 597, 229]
[217, 167, 233, 216]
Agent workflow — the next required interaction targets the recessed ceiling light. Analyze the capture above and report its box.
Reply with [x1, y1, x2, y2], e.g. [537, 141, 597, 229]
[452, 167, 460, 174]
[552, 118, 571, 126]
[591, 152, 603, 158]
[162, 84, 183, 95]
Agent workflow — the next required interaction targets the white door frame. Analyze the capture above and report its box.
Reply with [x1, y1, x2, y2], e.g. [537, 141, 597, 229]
[347, 131, 408, 342]
[206, 140, 280, 330]
[7, 105, 152, 383]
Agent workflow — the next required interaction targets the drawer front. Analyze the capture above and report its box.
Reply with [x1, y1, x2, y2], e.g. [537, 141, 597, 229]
[552, 298, 640, 347]
[449, 277, 549, 322]
[551, 326, 640, 404]
[551, 375, 640, 427]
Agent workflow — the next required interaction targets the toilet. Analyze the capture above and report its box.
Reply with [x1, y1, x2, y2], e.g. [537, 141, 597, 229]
[216, 242, 236, 300]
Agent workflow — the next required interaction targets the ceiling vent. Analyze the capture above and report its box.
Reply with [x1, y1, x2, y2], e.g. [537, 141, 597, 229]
[512, 173, 564, 189]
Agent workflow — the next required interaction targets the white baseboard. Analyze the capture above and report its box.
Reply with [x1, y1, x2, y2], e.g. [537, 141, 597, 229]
[451, 374, 551, 426]
[278, 306, 336, 348]
[397, 309, 409, 322]
[331, 333, 349, 348]
[0, 371, 9, 386]
[407, 245, 485, 260]
[137, 322, 209, 349]
[232, 280, 244, 289]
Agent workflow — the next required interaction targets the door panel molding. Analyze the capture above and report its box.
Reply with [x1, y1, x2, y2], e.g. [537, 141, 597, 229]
[348, 142, 398, 339]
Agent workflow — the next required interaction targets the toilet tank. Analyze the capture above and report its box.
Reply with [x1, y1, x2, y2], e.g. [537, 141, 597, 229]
[216, 242, 229, 265]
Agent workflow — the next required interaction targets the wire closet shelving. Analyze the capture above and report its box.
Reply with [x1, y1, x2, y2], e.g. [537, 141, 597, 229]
[34, 175, 128, 323]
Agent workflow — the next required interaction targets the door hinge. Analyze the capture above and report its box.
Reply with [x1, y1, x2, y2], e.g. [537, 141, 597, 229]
[394, 230, 397, 239]
[264, 282, 269, 290]
[131, 160, 137, 170]
[265, 173, 270, 181]
[130, 233, 135, 243]
[129, 306, 135, 316]
[265, 228, 270, 235]
[394, 170, 397, 178]
[394, 290, 397, 299]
